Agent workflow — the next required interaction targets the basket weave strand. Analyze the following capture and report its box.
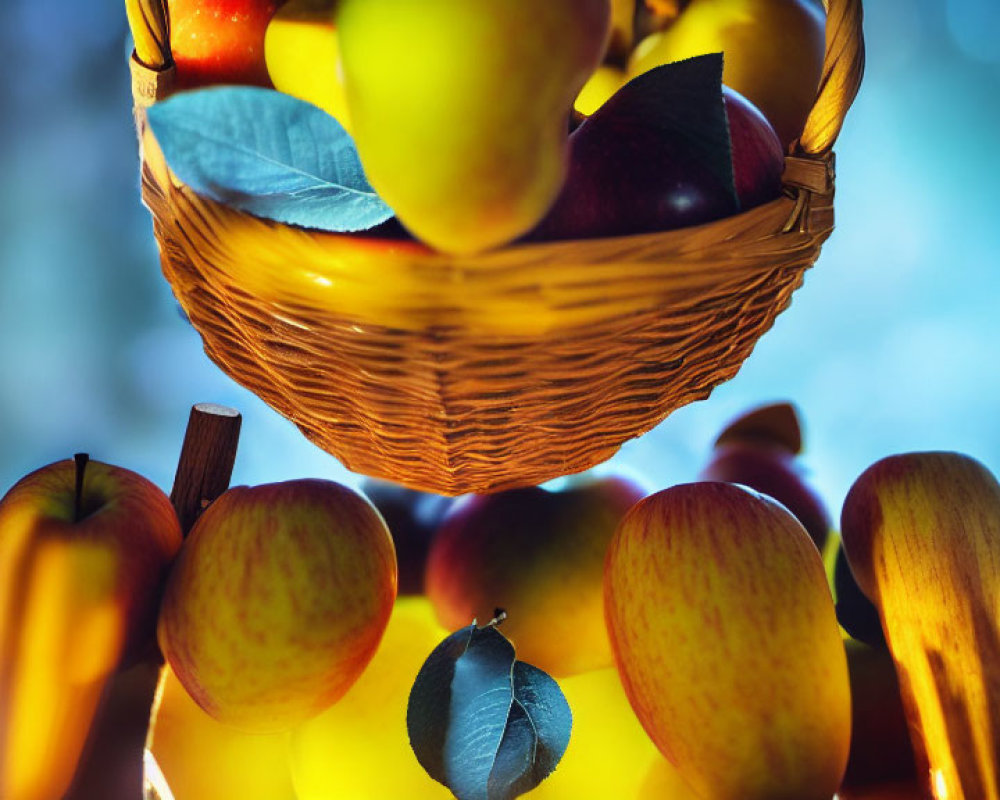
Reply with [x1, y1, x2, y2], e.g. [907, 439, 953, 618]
[131, 0, 862, 495]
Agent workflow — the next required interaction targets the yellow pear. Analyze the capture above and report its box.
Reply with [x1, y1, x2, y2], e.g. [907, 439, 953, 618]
[336, 0, 612, 253]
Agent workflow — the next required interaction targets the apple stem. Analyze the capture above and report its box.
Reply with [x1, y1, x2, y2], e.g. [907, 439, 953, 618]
[488, 608, 508, 628]
[73, 453, 89, 523]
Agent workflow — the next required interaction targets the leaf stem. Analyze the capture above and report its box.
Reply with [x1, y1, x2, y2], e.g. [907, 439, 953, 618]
[488, 608, 508, 628]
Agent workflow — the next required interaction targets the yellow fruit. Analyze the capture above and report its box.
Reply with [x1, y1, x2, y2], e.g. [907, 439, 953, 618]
[574, 65, 627, 116]
[0, 457, 181, 800]
[149, 666, 296, 800]
[336, 0, 612, 253]
[524, 667, 668, 799]
[289, 597, 451, 799]
[157, 480, 397, 732]
[264, 0, 352, 129]
[841, 452, 1000, 800]
[628, 0, 826, 147]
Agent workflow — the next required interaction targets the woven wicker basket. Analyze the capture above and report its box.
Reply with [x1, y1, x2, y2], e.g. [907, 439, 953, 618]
[129, 0, 864, 495]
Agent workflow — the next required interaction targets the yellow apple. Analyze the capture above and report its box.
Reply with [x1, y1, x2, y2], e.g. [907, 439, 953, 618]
[840, 452, 1000, 800]
[0, 456, 181, 800]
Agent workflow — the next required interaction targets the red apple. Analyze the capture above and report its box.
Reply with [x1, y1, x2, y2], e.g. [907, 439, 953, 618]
[157, 478, 397, 732]
[0, 455, 182, 800]
[527, 56, 739, 241]
[724, 86, 785, 211]
[425, 475, 646, 677]
[169, 0, 283, 88]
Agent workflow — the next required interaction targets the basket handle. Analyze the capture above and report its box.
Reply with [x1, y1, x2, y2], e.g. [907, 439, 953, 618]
[798, 0, 865, 157]
[126, 0, 170, 69]
[126, 0, 864, 151]
[126, 0, 174, 108]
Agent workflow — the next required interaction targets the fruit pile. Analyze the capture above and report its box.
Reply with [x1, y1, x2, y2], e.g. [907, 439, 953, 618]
[4, 402, 998, 799]
[141, 0, 828, 254]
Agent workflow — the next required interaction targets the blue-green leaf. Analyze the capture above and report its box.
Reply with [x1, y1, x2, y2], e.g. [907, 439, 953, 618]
[407, 622, 572, 800]
[146, 86, 393, 232]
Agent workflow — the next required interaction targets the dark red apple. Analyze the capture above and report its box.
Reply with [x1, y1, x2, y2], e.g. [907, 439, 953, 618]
[527, 55, 739, 241]
[840, 639, 917, 793]
[833, 542, 886, 647]
[724, 86, 785, 211]
[360, 479, 453, 596]
[700, 442, 831, 551]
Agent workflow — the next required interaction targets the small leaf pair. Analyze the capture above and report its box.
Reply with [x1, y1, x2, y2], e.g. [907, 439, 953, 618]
[407, 620, 571, 800]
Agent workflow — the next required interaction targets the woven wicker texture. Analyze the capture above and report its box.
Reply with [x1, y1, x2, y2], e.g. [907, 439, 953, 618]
[131, 0, 864, 495]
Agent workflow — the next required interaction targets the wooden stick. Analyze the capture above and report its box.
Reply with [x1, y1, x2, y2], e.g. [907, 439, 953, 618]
[65, 403, 242, 800]
[170, 403, 242, 536]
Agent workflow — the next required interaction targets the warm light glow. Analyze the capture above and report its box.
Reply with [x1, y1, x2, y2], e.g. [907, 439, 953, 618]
[144, 749, 176, 800]
[933, 769, 949, 799]
[307, 273, 333, 288]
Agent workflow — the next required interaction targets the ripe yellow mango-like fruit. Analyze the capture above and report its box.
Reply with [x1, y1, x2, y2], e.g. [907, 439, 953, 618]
[574, 65, 627, 117]
[605, 482, 851, 800]
[336, 0, 612, 253]
[525, 667, 671, 799]
[841, 452, 1000, 800]
[264, 0, 352, 129]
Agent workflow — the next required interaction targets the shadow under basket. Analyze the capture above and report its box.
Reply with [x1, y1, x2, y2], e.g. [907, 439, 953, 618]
[131, 0, 864, 496]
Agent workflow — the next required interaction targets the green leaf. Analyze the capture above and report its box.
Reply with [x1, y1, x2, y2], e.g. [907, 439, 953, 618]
[146, 86, 394, 232]
[407, 623, 572, 800]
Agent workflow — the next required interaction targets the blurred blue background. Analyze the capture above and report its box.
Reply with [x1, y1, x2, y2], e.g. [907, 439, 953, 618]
[1, 0, 998, 520]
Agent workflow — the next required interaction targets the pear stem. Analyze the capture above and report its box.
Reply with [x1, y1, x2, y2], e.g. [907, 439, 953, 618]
[73, 453, 89, 523]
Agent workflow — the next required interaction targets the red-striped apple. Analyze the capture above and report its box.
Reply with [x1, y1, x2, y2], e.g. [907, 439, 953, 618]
[605, 482, 851, 800]
[157, 479, 397, 732]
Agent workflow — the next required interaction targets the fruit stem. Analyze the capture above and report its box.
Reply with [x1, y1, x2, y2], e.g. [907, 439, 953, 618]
[73, 453, 89, 523]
